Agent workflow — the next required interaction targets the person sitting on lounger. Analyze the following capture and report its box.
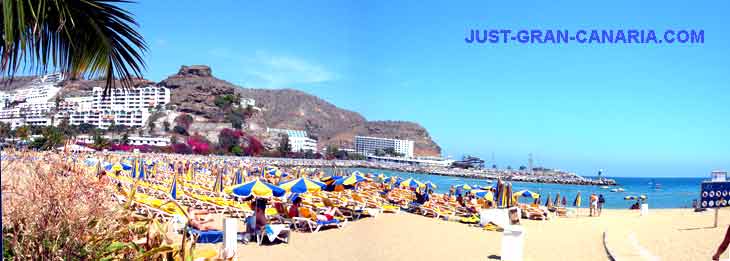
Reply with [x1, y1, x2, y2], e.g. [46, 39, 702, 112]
[247, 198, 268, 232]
[189, 208, 222, 231]
[289, 196, 302, 218]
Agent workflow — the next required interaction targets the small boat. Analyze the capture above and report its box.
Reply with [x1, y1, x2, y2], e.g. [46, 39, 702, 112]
[600, 186, 610, 189]
[610, 188, 625, 192]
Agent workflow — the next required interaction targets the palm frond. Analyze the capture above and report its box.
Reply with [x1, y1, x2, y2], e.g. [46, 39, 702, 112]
[1, 0, 147, 93]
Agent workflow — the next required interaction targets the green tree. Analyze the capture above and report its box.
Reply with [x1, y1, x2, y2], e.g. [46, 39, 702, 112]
[41, 126, 65, 150]
[148, 121, 156, 133]
[78, 123, 95, 134]
[92, 134, 111, 150]
[57, 119, 76, 137]
[16, 125, 30, 141]
[121, 132, 129, 145]
[325, 145, 339, 158]
[1, 0, 148, 92]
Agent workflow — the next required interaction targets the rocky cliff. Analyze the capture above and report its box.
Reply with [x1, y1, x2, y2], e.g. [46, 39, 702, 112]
[161, 65, 441, 156]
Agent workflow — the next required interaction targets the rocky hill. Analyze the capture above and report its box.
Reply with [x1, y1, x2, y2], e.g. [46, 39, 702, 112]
[161, 65, 441, 156]
[7, 65, 442, 156]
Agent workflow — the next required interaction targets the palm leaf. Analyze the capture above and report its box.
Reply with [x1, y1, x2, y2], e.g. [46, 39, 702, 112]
[1, 0, 147, 92]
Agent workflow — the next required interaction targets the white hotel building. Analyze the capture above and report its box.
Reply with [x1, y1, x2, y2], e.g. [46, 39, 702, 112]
[267, 128, 318, 152]
[0, 73, 171, 130]
[64, 86, 170, 129]
[0, 73, 64, 128]
[354, 136, 415, 158]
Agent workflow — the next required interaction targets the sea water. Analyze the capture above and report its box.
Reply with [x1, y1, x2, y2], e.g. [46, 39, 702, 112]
[331, 168, 705, 209]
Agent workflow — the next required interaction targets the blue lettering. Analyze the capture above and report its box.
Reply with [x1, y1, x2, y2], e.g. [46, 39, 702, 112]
[476, 30, 488, 43]
[615, 30, 626, 43]
[677, 30, 689, 43]
[601, 30, 613, 43]
[489, 30, 500, 43]
[576, 30, 587, 43]
[646, 30, 657, 43]
[530, 30, 543, 43]
[628, 30, 639, 43]
[517, 30, 530, 43]
[664, 30, 675, 43]
[691, 30, 704, 43]
[500, 30, 511, 43]
[465, 29, 475, 43]
[557, 30, 569, 43]
[544, 30, 555, 43]
[589, 30, 601, 43]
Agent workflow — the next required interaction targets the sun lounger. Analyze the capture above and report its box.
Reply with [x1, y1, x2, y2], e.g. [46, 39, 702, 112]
[187, 227, 224, 244]
[293, 206, 346, 232]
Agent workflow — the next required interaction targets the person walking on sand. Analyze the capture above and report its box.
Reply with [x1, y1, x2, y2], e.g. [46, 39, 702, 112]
[589, 193, 598, 216]
[713, 225, 730, 260]
[597, 194, 605, 216]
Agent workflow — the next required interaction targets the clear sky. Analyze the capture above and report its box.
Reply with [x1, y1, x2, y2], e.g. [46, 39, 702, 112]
[123, 0, 729, 177]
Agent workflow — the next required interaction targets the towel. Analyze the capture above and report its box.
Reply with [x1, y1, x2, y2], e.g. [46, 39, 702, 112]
[264, 224, 288, 242]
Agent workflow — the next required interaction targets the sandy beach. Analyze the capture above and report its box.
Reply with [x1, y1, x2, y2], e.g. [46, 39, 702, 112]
[188, 208, 728, 261]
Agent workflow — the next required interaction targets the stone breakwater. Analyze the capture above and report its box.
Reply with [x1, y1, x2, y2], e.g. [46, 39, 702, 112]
[237, 157, 617, 186]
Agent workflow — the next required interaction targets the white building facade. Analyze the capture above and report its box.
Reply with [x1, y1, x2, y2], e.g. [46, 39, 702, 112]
[65, 86, 170, 129]
[76, 134, 171, 146]
[0, 73, 63, 128]
[267, 128, 318, 152]
[0, 73, 171, 130]
[354, 136, 415, 158]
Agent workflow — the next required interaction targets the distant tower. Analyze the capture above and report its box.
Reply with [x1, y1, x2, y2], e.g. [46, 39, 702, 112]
[528, 153, 534, 175]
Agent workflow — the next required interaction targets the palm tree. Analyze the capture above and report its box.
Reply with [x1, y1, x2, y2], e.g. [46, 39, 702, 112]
[1, 0, 147, 92]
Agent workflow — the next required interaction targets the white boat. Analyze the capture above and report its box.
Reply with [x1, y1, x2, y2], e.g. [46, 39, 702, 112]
[600, 186, 610, 189]
[610, 188, 625, 192]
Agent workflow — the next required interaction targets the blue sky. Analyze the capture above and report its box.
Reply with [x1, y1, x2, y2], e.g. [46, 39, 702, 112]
[124, 0, 729, 177]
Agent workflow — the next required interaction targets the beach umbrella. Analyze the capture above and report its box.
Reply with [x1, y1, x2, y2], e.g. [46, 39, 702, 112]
[335, 174, 369, 186]
[506, 183, 513, 207]
[169, 174, 181, 200]
[226, 179, 286, 198]
[424, 181, 438, 190]
[455, 184, 472, 191]
[279, 178, 326, 193]
[235, 169, 244, 185]
[471, 189, 494, 201]
[383, 176, 402, 184]
[562, 196, 567, 206]
[554, 192, 561, 207]
[624, 195, 647, 201]
[213, 170, 224, 193]
[545, 194, 553, 208]
[319, 176, 338, 185]
[512, 190, 540, 199]
[574, 192, 582, 207]
[398, 178, 425, 189]
[495, 180, 504, 207]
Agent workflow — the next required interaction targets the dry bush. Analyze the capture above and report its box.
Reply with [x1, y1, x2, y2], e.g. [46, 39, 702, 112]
[1, 158, 138, 260]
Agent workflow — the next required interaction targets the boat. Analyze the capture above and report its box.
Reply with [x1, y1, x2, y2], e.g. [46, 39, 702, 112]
[600, 186, 610, 189]
[610, 188, 625, 192]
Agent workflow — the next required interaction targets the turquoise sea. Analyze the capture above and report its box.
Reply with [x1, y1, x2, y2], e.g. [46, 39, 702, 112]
[330, 168, 705, 209]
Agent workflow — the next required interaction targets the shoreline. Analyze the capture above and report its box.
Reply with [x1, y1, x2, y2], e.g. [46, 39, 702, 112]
[230, 156, 618, 186]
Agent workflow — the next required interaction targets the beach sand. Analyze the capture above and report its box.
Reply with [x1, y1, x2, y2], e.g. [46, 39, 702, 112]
[190, 208, 730, 261]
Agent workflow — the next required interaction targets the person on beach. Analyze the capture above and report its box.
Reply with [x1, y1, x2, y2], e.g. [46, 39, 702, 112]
[189, 208, 222, 231]
[713, 225, 730, 260]
[589, 193, 598, 216]
[288, 195, 302, 218]
[597, 194, 605, 216]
